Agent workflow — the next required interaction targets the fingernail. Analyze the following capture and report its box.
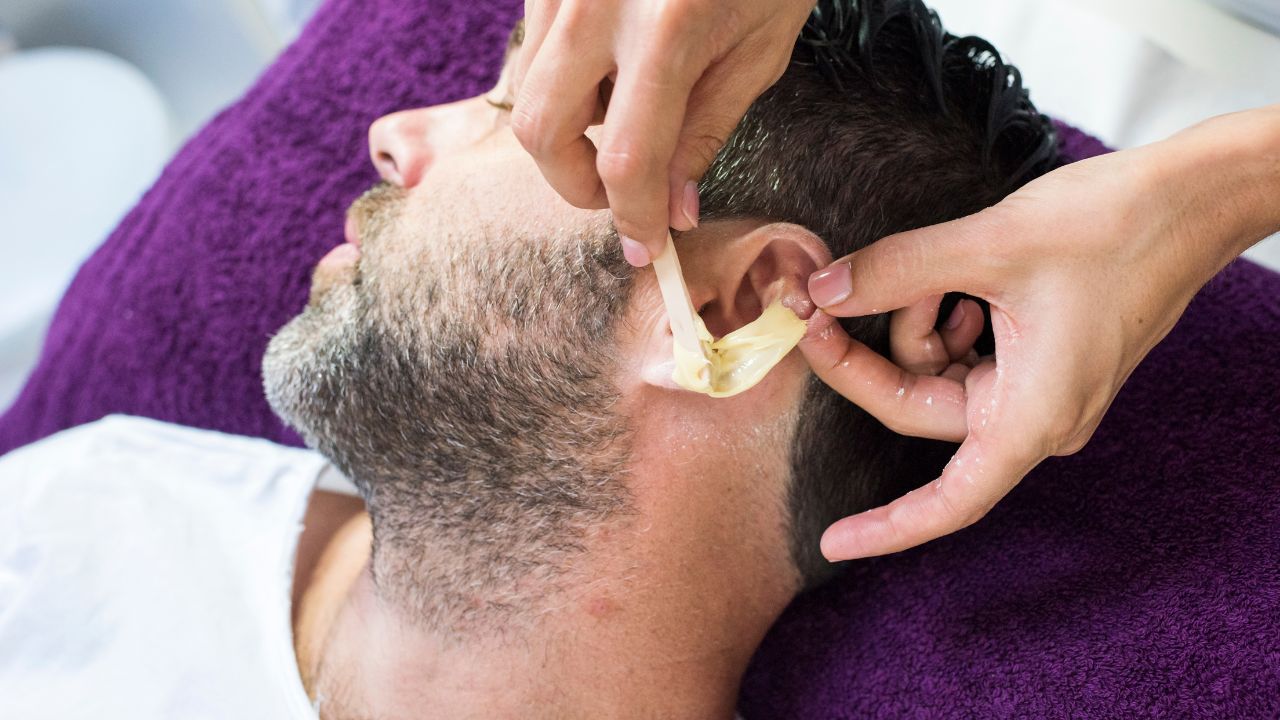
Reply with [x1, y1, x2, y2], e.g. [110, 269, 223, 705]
[808, 263, 852, 307]
[681, 180, 700, 229]
[620, 236, 651, 267]
[945, 301, 966, 330]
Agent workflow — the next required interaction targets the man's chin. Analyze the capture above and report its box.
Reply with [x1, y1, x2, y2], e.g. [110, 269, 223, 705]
[262, 278, 362, 447]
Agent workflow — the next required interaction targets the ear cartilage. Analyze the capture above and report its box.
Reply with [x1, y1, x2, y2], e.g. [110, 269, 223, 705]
[650, 234, 806, 398]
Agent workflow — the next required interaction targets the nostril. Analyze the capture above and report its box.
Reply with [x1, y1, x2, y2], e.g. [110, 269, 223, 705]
[374, 151, 399, 180]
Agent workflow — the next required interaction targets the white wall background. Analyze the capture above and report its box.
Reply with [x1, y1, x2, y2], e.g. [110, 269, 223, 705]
[0, 0, 1277, 412]
[926, 0, 1280, 271]
[0, 0, 318, 411]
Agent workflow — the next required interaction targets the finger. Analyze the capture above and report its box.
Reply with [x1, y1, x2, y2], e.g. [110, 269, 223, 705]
[808, 210, 1007, 317]
[889, 294, 947, 375]
[800, 310, 968, 441]
[938, 298, 984, 362]
[665, 43, 789, 231]
[511, 18, 614, 209]
[940, 362, 971, 383]
[514, 0, 562, 91]
[819, 361, 1050, 561]
[597, 39, 709, 260]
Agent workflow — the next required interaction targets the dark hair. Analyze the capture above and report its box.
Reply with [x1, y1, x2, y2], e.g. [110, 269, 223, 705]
[698, 0, 1061, 587]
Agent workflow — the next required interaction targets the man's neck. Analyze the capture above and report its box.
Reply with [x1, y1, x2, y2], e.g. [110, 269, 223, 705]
[294, 493, 796, 719]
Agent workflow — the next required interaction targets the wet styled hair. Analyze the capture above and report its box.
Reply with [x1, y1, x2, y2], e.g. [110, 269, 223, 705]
[699, 0, 1061, 587]
[800, 0, 1059, 192]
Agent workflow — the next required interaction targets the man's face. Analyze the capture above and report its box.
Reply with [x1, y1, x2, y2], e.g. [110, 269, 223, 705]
[263, 22, 814, 620]
[262, 29, 649, 618]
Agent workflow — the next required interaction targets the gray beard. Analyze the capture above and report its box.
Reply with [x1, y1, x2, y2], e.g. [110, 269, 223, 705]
[262, 186, 635, 632]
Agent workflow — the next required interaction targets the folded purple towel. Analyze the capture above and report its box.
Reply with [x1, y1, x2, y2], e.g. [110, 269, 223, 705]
[3, 0, 1276, 716]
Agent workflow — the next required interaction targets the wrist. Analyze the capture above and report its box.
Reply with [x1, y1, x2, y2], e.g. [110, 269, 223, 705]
[1150, 106, 1280, 271]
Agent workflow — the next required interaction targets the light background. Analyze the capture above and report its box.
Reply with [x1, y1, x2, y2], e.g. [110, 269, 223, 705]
[1, 0, 1277, 411]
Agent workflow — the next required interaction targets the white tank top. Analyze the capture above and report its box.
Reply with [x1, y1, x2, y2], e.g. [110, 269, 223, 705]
[0, 416, 327, 720]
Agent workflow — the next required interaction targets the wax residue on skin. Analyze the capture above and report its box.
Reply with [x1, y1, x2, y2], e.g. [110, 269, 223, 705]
[671, 300, 806, 398]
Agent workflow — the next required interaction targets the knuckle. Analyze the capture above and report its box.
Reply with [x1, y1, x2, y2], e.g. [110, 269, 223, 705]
[655, 0, 701, 25]
[653, 0, 685, 29]
[596, 144, 656, 188]
[1037, 429, 1068, 459]
[1025, 405, 1080, 458]
[935, 476, 983, 529]
[1058, 424, 1097, 456]
[509, 102, 548, 154]
[645, 3, 693, 56]
[648, 1, 716, 71]
[553, 2, 592, 40]
[959, 502, 990, 529]
[677, 129, 729, 174]
[1059, 438, 1087, 456]
[1054, 413, 1087, 450]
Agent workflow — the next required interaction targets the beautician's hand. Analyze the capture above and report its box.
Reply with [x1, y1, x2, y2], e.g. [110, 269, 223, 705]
[802, 107, 1280, 561]
[511, 0, 816, 266]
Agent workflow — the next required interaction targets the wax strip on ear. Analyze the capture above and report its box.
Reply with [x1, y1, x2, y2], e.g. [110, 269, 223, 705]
[671, 300, 806, 398]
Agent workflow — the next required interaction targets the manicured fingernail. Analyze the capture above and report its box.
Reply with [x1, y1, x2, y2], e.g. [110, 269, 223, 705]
[620, 236, 651, 267]
[681, 180, 700, 229]
[808, 263, 852, 307]
[945, 301, 966, 330]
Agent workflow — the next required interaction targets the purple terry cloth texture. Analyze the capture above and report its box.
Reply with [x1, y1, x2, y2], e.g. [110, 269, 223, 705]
[3, 0, 1278, 716]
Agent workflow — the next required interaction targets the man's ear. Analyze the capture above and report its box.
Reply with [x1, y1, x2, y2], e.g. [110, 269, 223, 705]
[636, 221, 831, 391]
[681, 221, 831, 336]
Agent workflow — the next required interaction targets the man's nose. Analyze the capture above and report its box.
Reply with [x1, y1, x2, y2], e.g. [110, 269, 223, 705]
[368, 110, 432, 189]
[367, 100, 488, 190]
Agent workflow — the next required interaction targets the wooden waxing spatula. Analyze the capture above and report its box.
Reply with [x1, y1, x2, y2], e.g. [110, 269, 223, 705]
[650, 232, 712, 389]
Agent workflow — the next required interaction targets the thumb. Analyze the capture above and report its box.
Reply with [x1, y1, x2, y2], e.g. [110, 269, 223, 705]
[666, 47, 789, 231]
[809, 210, 1005, 317]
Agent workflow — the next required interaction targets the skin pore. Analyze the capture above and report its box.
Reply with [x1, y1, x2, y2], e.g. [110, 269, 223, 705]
[279, 25, 833, 720]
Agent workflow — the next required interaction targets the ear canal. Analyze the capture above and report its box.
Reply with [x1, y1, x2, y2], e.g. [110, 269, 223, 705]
[698, 277, 764, 339]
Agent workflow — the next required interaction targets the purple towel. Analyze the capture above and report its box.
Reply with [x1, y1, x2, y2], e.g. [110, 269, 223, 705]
[3, 0, 1277, 716]
[742, 259, 1280, 718]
